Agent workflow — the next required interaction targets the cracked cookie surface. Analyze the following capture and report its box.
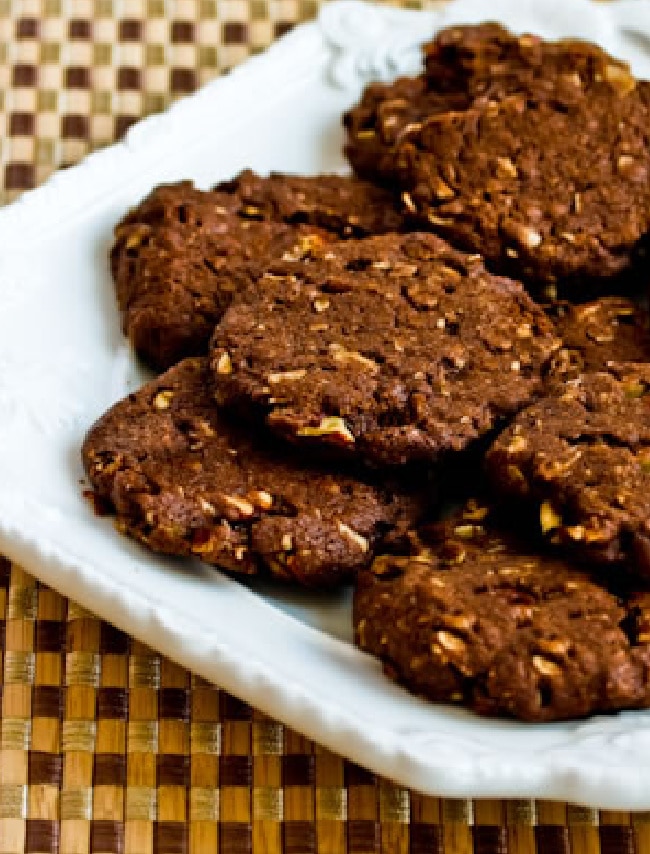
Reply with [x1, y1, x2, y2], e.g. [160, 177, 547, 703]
[210, 232, 559, 467]
[486, 364, 650, 577]
[82, 358, 423, 587]
[354, 504, 650, 721]
[111, 173, 405, 370]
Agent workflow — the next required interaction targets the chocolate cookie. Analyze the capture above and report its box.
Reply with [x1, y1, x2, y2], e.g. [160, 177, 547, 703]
[345, 24, 650, 293]
[345, 24, 623, 185]
[82, 358, 423, 587]
[354, 503, 650, 721]
[398, 83, 650, 293]
[547, 297, 650, 381]
[112, 173, 405, 370]
[210, 232, 560, 467]
[486, 364, 650, 577]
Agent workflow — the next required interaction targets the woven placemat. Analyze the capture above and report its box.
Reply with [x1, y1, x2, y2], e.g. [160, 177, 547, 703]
[0, 561, 647, 854]
[0, 2, 644, 852]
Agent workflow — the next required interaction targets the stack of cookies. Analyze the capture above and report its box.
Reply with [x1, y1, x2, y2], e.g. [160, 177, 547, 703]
[83, 23, 650, 722]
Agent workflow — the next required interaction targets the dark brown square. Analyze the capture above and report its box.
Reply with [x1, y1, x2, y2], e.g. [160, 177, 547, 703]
[65, 66, 91, 88]
[535, 826, 570, 854]
[16, 18, 39, 38]
[157, 754, 190, 787]
[61, 114, 89, 138]
[91, 821, 124, 854]
[100, 623, 129, 654]
[410, 824, 444, 854]
[220, 694, 252, 721]
[274, 22, 294, 38]
[282, 754, 314, 787]
[348, 820, 380, 854]
[223, 22, 247, 44]
[0, 555, 12, 588]
[115, 115, 137, 138]
[69, 19, 92, 39]
[97, 687, 128, 720]
[600, 826, 635, 854]
[25, 821, 59, 854]
[5, 162, 35, 191]
[33, 685, 64, 719]
[154, 823, 188, 854]
[119, 19, 142, 41]
[283, 822, 316, 854]
[36, 619, 65, 652]
[344, 761, 376, 786]
[159, 688, 190, 721]
[29, 752, 63, 786]
[170, 68, 197, 94]
[171, 21, 194, 43]
[473, 826, 508, 854]
[219, 824, 251, 854]
[117, 67, 141, 90]
[9, 111, 35, 137]
[219, 756, 252, 787]
[12, 64, 37, 86]
[94, 753, 127, 787]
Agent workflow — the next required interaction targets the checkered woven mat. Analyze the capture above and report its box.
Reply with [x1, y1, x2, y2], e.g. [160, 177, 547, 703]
[0, 2, 645, 852]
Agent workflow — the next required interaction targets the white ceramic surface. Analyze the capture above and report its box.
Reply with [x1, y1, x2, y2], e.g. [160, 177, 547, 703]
[2, 0, 650, 809]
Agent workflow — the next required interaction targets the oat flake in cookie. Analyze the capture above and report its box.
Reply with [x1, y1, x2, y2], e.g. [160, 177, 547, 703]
[112, 174, 405, 370]
[354, 504, 650, 721]
[82, 358, 423, 587]
[210, 232, 559, 467]
[486, 364, 650, 579]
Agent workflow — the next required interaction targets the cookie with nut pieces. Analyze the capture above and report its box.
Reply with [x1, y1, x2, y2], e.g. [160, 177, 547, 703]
[82, 358, 424, 587]
[210, 232, 560, 467]
[112, 172, 406, 370]
[345, 23, 650, 294]
[486, 363, 650, 579]
[345, 23, 630, 185]
[354, 503, 650, 721]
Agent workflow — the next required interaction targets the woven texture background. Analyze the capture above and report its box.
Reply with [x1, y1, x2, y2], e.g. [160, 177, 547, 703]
[0, 1, 643, 852]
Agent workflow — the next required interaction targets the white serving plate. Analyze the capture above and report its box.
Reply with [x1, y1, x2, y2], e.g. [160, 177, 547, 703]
[2, 0, 650, 810]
